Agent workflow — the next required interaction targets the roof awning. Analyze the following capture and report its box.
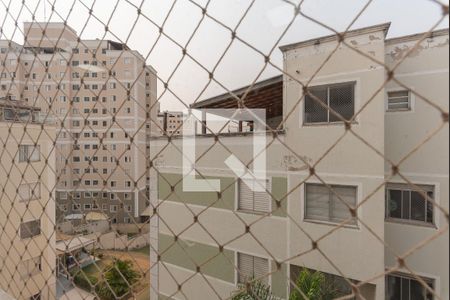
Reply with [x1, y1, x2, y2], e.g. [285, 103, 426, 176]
[64, 214, 84, 220]
[56, 236, 96, 255]
[141, 206, 152, 217]
[191, 75, 283, 120]
[85, 212, 108, 221]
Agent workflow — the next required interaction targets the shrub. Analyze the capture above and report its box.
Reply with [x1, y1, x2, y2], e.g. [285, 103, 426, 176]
[74, 272, 98, 293]
[95, 260, 139, 300]
[289, 269, 337, 300]
[232, 280, 277, 300]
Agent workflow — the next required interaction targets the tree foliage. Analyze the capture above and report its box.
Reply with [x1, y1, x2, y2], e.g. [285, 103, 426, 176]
[232, 280, 278, 300]
[96, 259, 140, 300]
[289, 269, 337, 300]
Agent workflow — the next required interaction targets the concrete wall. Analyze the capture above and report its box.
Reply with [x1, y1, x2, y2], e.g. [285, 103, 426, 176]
[384, 31, 449, 299]
[0, 123, 57, 300]
[282, 25, 388, 299]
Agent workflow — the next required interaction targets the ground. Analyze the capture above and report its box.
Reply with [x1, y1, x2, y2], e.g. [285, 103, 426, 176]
[77, 247, 151, 299]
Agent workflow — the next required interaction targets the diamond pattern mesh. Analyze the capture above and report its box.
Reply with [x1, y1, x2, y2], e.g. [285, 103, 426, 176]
[0, 0, 449, 300]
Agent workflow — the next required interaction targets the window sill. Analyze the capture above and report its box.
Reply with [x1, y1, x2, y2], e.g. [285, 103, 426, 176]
[237, 209, 271, 216]
[303, 218, 359, 230]
[20, 234, 42, 240]
[385, 218, 437, 229]
[386, 109, 411, 113]
[303, 121, 358, 127]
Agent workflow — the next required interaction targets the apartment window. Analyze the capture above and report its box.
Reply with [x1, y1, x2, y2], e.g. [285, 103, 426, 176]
[387, 90, 411, 111]
[305, 183, 357, 225]
[19, 145, 41, 162]
[304, 82, 355, 124]
[386, 183, 434, 225]
[72, 203, 81, 211]
[110, 82, 116, 89]
[238, 179, 271, 213]
[18, 183, 41, 202]
[111, 181, 117, 188]
[125, 205, 132, 212]
[125, 181, 132, 188]
[84, 204, 92, 210]
[237, 253, 269, 284]
[72, 120, 80, 127]
[60, 192, 68, 200]
[110, 205, 118, 212]
[386, 273, 434, 300]
[72, 61, 79, 66]
[124, 217, 132, 224]
[73, 84, 80, 90]
[124, 193, 131, 200]
[84, 192, 92, 198]
[102, 204, 108, 211]
[20, 220, 41, 239]
[19, 257, 41, 279]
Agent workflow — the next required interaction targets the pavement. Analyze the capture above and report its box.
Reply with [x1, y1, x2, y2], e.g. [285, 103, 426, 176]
[57, 275, 96, 300]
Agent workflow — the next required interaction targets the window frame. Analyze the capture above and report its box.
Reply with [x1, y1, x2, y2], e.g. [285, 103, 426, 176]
[236, 252, 270, 285]
[386, 272, 435, 300]
[237, 178, 272, 214]
[385, 183, 435, 227]
[20, 220, 41, 239]
[18, 182, 41, 202]
[386, 89, 412, 112]
[18, 145, 41, 163]
[304, 182, 359, 227]
[303, 81, 357, 125]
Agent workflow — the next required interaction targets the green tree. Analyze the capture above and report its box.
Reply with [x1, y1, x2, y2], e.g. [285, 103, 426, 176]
[96, 259, 140, 300]
[232, 280, 277, 300]
[289, 269, 337, 300]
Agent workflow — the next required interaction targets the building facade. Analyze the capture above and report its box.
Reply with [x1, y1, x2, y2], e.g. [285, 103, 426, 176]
[158, 111, 184, 136]
[150, 25, 449, 299]
[0, 100, 57, 300]
[0, 22, 159, 224]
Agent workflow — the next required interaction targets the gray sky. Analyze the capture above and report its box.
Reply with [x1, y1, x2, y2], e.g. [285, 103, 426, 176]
[1, 0, 449, 111]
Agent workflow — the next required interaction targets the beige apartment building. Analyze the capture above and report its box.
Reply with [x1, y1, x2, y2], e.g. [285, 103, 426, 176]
[158, 111, 184, 136]
[0, 22, 159, 224]
[0, 99, 57, 299]
[150, 24, 449, 299]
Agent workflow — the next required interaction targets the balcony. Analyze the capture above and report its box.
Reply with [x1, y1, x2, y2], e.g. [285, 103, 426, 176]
[0, 98, 53, 124]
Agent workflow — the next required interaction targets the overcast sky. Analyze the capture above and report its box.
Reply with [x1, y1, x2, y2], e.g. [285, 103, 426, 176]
[1, 0, 448, 111]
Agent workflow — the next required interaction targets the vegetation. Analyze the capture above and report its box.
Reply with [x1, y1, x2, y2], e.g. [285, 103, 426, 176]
[232, 280, 278, 300]
[289, 269, 337, 300]
[73, 272, 98, 293]
[96, 259, 140, 300]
